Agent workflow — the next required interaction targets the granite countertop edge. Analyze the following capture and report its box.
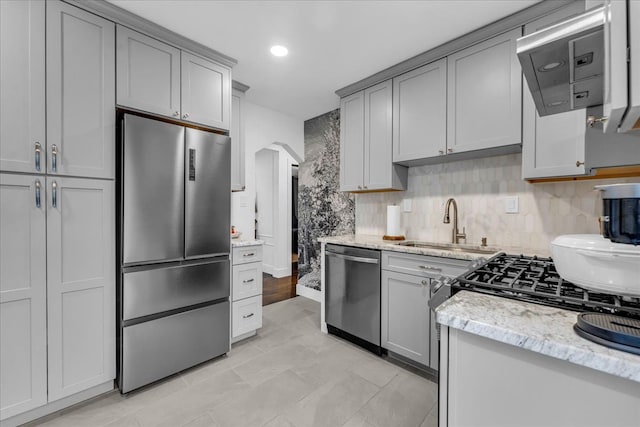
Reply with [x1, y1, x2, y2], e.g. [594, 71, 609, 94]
[318, 234, 501, 261]
[436, 291, 640, 383]
[231, 239, 264, 247]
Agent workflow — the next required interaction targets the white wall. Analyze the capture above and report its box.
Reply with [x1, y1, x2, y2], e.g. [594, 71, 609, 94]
[231, 100, 304, 244]
[254, 146, 297, 277]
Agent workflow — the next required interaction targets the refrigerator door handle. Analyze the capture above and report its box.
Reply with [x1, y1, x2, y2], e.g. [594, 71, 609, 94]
[188, 148, 196, 181]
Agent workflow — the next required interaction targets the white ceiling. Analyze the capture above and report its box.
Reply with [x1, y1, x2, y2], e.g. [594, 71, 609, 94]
[108, 0, 541, 121]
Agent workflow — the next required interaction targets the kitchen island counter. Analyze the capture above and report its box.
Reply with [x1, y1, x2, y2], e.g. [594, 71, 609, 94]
[436, 290, 640, 383]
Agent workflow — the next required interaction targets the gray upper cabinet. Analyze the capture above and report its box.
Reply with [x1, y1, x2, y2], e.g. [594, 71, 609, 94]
[393, 58, 447, 162]
[231, 88, 246, 191]
[117, 25, 181, 119]
[181, 52, 230, 130]
[47, 1, 115, 179]
[117, 25, 231, 131]
[0, 0, 45, 174]
[340, 81, 407, 192]
[522, 3, 588, 179]
[447, 28, 522, 154]
[339, 91, 365, 191]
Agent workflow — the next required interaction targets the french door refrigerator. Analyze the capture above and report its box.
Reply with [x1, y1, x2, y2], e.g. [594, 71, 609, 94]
[117, 113, 230, 393]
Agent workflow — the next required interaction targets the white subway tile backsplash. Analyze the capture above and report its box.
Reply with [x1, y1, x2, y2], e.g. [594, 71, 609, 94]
[355, 153, 640, 256]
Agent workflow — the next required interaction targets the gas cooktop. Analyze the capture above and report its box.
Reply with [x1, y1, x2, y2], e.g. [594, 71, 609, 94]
[451, 253, 640, 320]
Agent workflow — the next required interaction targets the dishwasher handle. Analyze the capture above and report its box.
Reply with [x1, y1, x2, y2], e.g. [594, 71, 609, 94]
[326, 251, 379, 264]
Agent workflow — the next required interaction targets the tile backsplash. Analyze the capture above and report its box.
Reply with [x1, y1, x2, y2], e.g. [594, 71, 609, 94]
[356, 154, 639, 256]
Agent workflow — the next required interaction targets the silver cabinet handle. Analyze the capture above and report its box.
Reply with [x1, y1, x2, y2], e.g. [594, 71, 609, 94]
[173, 111, 180, 117]
[35, 142, 42, 171]
[357, 185, 362, 190]
[438, 150, 444, 155]
[419, 265, 442, 272]
[242, 278, 255, 283]
[183, 113, 189, 119]
[576, 160, 584, 167]
[587, 115, 608, 128]
[188, 148, 196, 181]
[326, 252, 379, 264]
[51, 181, 58, 208]
[35, 179, 41, 208]
[243, 313, 254, 319]
[363, 185, 368, 189]
[243, 253, 255, 257]
[447, 148, 453, 153]
[51, 144, 58, 172]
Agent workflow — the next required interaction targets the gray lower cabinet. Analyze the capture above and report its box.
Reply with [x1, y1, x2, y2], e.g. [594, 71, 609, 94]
[381, 270, 431, 367]
[46, 0, 115, 179]
[393, 58, 447, 163]
[340, 80, 407, 192]
[0, 0, 46, 175]
[447, 28, 522, 154]
[381, 251, 471, 371]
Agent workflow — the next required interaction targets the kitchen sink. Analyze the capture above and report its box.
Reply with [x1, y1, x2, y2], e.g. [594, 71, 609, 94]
[395, 240, 499, 255]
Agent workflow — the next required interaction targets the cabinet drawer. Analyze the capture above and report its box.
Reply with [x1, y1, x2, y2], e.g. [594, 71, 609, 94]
[382, 251, 471, 279]
[232, 245, 262, 265]
[232, 295, 262, 338]
[232, 262, 262, 301]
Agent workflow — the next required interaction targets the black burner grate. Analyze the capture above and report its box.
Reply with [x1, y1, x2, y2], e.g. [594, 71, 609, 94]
[453, 253, 640, 319]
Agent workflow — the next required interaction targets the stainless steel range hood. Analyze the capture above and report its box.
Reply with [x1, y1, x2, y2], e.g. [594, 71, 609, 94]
[517, 5, 606, 117]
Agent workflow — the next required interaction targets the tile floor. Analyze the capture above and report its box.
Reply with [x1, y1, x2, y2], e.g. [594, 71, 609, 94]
[32, 297, 438, 427]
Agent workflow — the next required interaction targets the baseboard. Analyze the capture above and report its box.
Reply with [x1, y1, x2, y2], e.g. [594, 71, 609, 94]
[296, 284, 321, 302]
[4, 381, 114, 427]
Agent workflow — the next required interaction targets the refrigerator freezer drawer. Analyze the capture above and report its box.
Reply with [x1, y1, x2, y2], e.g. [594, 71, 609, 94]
[121, 301, 229, 393]
[123, 258, 229, 321]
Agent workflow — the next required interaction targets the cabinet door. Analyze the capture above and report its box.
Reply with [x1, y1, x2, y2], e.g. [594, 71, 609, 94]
[0, 174, 47, 419]
[522, 4, 588, 179]
[393, 59, 447, 162]
[602, 0, 627, 133]
[339, 91, 364, 191]
[0, 0, 45, 174]
[381, 270, 430, 367]
[619, 0, 640, 132]
[181, 51, 231, 130]
[364, 80, 393, 190]
[46, 1, 115, 179]
[231, 90, 245, 191]
[46, 177, 115, 401]
[447, 28, 522, 153]
[116, 25, 181, 118]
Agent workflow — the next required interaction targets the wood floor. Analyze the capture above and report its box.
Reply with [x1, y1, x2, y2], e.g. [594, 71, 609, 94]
[262, 255, 298, 306]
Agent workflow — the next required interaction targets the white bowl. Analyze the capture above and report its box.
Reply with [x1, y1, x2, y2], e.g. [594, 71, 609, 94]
[551, 234, 640, 297]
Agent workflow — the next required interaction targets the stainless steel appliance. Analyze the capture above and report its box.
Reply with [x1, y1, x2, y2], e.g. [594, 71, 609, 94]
[117, 113, 231, 393]
[430, 253, 640, 354]
[595, 183, 640, 245]
[517, 1, 640, 133]
[325, 244, 381, 354]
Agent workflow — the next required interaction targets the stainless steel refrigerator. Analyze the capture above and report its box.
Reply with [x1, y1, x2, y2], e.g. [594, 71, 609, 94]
[117, 113, 231, 393]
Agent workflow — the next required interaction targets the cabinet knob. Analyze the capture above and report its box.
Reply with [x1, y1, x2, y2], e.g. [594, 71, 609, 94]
[447, 148, 453, 153]
[363, 185, 368, 189]
[183, 113, 190, 119]
[438, 150, 444, 155]
[421, 280, 428, 286]
[357, 185, 362, 190]
[173, 111, 180, 117]
[576, 161, 584, 167]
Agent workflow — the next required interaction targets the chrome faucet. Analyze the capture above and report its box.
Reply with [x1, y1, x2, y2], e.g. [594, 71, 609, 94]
[443, 198, 466, 244]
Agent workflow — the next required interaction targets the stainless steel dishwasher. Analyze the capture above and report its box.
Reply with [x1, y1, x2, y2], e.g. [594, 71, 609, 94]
[325, 244, 381, 354]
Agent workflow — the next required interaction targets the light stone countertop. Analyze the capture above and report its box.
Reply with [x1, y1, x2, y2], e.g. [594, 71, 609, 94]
[318, 234, 501, 261]
[436, 291, 640, 383]
[231, 239, 264, 247]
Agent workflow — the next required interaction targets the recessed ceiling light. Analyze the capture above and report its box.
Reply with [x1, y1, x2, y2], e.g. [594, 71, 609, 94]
[270, 45, 288, 57]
